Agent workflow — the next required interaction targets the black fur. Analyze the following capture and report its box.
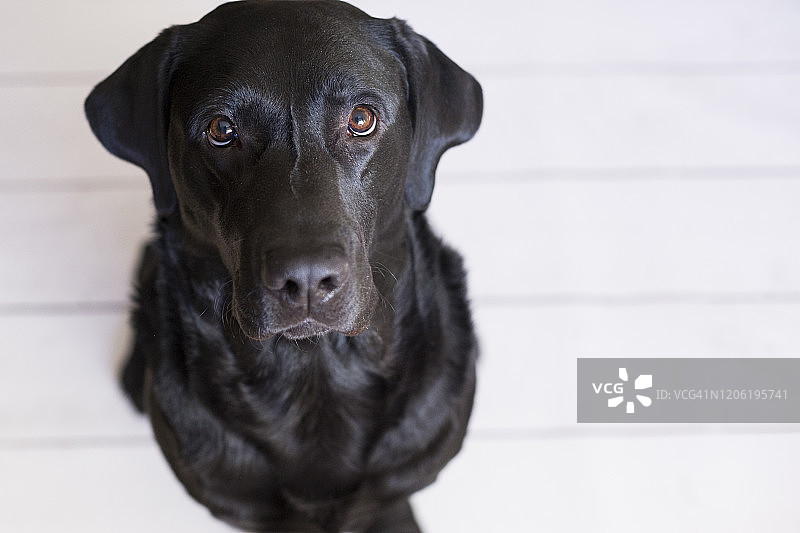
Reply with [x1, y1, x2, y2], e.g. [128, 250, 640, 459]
[85, 2, 482, 531]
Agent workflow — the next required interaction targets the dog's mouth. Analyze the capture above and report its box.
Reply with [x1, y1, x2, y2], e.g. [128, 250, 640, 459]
[231, 291, 374, 342]
[235, 314, 369, 342]
[232, 305, 332, 341]
[278, 318, 332, 340]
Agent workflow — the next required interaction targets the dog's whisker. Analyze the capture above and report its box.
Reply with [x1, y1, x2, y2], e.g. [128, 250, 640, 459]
[372, 262, 399, 283]
[375, 287, 396, 313]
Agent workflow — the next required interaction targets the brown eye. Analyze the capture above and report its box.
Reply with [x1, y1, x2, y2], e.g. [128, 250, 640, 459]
[348, 106, 377, 136]
[207, 116, 237, 146]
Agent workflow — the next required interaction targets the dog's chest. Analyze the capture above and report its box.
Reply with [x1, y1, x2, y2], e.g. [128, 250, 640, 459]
[194, 332, 390, 494]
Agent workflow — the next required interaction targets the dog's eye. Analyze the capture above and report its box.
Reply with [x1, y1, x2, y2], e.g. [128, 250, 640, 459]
[347, 106, 377, 137]
[206, 116, 238, 147]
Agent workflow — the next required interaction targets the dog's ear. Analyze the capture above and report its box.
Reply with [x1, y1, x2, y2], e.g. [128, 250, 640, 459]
[390, 20, 483, 211]
[85, 28, 181, 216]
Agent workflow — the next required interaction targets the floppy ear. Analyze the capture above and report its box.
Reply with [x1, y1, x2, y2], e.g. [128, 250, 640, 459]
[85, 28, 180, 216]
[390, 20, 483, 211]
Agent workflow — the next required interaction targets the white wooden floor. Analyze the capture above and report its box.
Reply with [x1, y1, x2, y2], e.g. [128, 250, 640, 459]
[2, 0, 800, 531]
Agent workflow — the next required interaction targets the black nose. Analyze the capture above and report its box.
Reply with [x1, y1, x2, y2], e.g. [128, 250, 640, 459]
[262, 248, 351, 309]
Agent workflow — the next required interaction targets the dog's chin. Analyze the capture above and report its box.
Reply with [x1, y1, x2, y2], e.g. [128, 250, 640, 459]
[278, 319, 333, 341]
[236, 317, 371, 342]
[234, 318, 322, 342]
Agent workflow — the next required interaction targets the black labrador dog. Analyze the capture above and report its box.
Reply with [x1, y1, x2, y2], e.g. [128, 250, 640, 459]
[85, 1, 482, 531]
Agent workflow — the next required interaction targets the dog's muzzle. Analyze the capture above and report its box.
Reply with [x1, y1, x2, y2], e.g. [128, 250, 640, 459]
[232, 242, 374, 341]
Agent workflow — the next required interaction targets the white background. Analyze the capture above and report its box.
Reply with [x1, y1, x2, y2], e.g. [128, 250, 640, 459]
[2, 0, 800, 531]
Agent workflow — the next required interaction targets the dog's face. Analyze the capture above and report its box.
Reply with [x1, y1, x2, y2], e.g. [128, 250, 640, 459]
[169, 3, 414, 340]
[86, 0, 482, 340]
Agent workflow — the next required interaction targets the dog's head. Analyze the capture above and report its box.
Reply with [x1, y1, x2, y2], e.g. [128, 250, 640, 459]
[86, 0, 482, 341]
